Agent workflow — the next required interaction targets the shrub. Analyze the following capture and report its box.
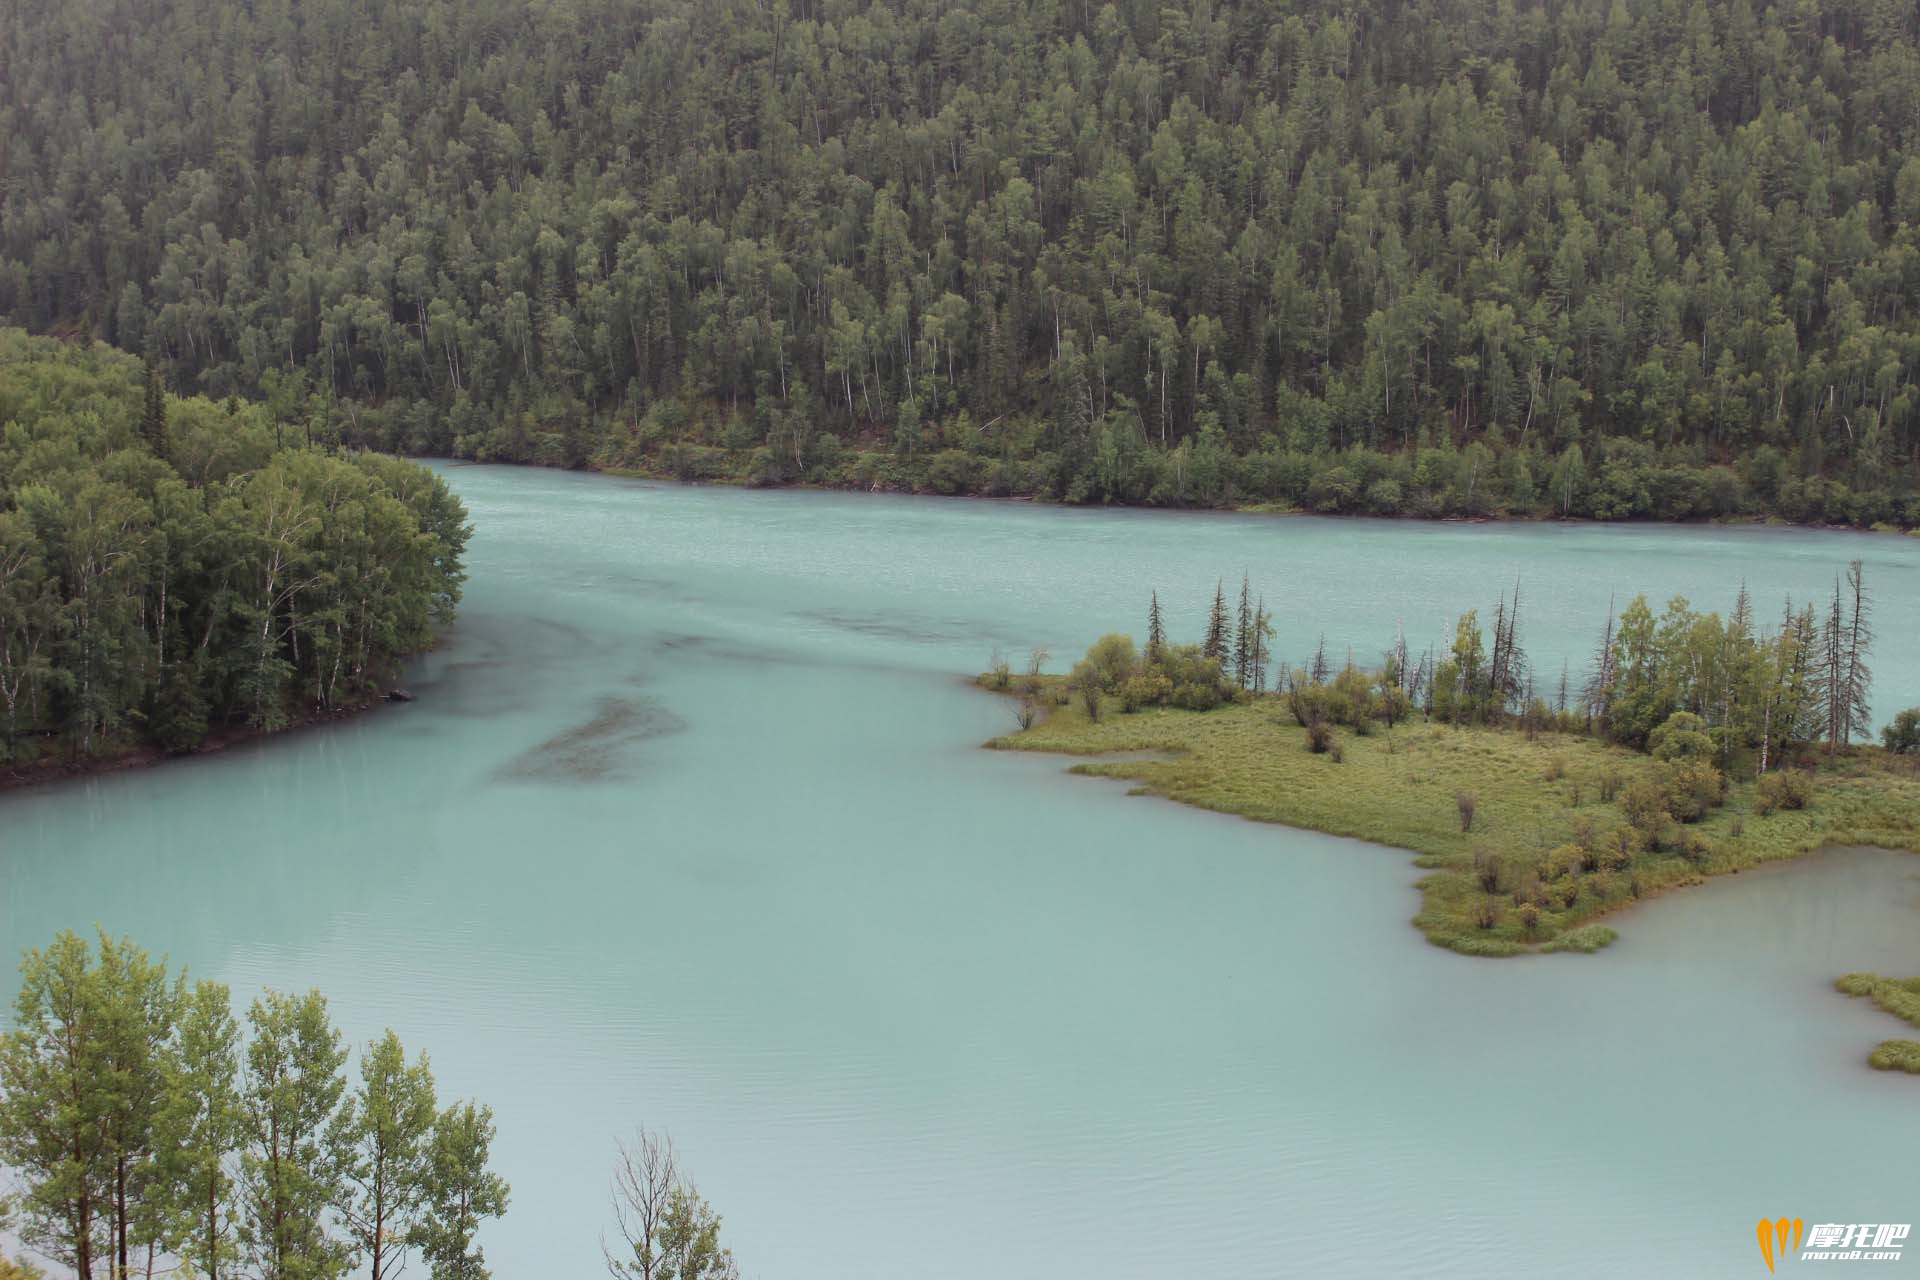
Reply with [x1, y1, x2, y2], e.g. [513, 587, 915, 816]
[1753, 770, 1814, 815]
[1473, 849, 1503, 894]
[1120, 672, 1172, 712]
[1883, 708, 1920, 755]
[1082, 633, 1139, 692]
[1328, 738, 1345, 763]
[1542, 755, 1566, 782]
[1456, 790, 1478, 832]
[1517, 903, 1542, 938]
[1069, 660, 1103, 722]
[1305, 720, 1335, 754]
[1619, 776, 1673, 846]
[1597, 768, 1624, 803]
[1663, 760, 1726, 823]
[1648, 711, 1714, 762]
[1474, 901, 1501, 930]
[1013, 695, 1040, 731]
[987, 649, 1011, 690]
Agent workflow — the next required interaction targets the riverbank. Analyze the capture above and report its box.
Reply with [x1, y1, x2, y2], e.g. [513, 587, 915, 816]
[0, 692, 402, 796]
[595, 456, 1920, 536]
[980, 679, 1920, 957]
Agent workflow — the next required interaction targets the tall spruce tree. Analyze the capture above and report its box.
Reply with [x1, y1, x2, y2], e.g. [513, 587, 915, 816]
[1202, 581, 1229, 662]
[1146, 592, 1166, 664]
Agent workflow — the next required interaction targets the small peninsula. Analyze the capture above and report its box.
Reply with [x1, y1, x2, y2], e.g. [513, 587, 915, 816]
[981, 578, 1920, 959]
[0, 332, 470, 786]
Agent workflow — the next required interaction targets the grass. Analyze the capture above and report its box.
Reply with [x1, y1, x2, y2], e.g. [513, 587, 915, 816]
[981, 677, 1920, 956]
[1835, 973, 1920, 1073]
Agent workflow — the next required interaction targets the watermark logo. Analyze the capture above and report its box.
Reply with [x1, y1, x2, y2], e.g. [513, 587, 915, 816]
[1758, 1219, 1908, 1270]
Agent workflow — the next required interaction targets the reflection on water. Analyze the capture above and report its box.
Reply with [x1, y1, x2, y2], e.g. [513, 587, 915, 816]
[2, 467, 1918, 1279]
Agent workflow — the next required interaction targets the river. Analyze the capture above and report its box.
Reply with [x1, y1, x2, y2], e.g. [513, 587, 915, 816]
[3, 467, 1918, 1277]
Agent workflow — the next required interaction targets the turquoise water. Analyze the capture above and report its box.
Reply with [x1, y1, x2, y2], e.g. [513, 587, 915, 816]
[4, 468, 1919, 1277]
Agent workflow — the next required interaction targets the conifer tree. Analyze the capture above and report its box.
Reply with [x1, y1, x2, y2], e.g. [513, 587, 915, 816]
[1202, 581, 1229, 661]
[1146, 591, 1166, 664]
[1233, 575, 1254, 688]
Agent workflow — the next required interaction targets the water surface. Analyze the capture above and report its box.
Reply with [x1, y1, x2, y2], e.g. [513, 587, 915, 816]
[4, 470, 1919, 1278]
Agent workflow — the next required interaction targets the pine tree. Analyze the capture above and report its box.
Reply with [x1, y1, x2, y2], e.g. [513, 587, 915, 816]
[1839, 560, 1873, 748]
[1250, 598, 1274, 692]
[1309, 635, 1330, 686]
[1233, 574, 1254, 688]
[1146, 591, 1166, 664]
[1202, 580, 1229, 661]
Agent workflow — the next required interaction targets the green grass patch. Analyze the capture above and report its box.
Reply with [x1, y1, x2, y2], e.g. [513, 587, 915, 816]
[1868, 1040, 1920, 1073]
[1836, 973, 1920, 1072]
[1541, 925, 1619, 954]
[981, 677, 1920, 955]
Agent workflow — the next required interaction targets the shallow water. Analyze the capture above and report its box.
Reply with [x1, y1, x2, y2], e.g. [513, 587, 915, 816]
[3, 469, 1918, 1278]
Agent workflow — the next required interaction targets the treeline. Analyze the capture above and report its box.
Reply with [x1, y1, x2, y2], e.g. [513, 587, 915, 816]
[0, 332, 469, 766]
[1052, 558, 1902, 773]
[5, 0, 1920, 524]
[0, 930, 509, 1280]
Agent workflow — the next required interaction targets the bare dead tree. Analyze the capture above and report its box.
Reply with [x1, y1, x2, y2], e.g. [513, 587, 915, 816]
[605, 1130, 678, 1280]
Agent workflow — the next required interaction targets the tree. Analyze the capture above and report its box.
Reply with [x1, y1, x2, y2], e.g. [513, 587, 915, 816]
[0, 932, 113, 1279]
[93, 934, 180, 1276]
[412, 1103, 509, 1280]
[338, 1033, 438, 1280]
[240, 991, 352, 1280]
[1202, 581, 1229, 661]
[159, 980, 246, 1280]
[141, 360, 170, 455]
[1145, 591, 1166, 664]
[605, 1131, 677, 1280]
[1233, 575, 1254, 688]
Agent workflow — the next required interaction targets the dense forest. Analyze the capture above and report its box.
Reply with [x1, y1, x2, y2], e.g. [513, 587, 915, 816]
[0, 331, 469, 768]
[4, 0, 1920, 523]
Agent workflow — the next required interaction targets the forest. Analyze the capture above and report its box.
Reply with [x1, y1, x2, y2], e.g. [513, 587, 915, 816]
[0, 331, 470, 768]
[4, 0, 1920, 523]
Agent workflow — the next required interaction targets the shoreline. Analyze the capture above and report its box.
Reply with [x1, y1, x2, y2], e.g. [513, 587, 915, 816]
[569, 459, 1920, 537]
[0, 692, 400, 798]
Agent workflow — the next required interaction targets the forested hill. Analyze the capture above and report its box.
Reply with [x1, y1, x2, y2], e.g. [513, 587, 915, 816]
[5, 0, 1920, 524]
[0, 331, 469, 769]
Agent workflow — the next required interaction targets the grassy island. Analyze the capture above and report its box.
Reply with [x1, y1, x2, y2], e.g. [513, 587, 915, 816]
[979, 574, 1920, 958]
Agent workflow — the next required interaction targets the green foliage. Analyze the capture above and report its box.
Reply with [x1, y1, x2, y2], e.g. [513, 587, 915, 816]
[6, 3, 1919, 523]
[1081, 635, 1139, 694]
[1885, 709, 1920, 754]
[0, 934, 508, 1278]
[1753, 770, 1816, 815]
[0, 334, 469, 765]
[1648, 712, 1714, 762]
[413, 1103, 510, 1280]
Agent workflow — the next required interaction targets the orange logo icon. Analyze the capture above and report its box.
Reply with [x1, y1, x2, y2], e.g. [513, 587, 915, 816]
[1758, 1218, 1804, 1272]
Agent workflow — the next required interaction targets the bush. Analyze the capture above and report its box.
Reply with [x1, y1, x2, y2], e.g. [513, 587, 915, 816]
[1456, 790, 1478, 832]
[1120, 672, 1172, 712]
[1883, 708, 1920, 755]
[1648, 711, 1714, 762]
[1473, 849, 1503, 893]
[1868, 1040, 1920, 1073]
[1082, 634, 1139, 692]
[1306, 721, 1335, 754]
[1619, 776, 1673, 846]
[1663, 760, 1726, 823]
[1753, 770, 1814, 815]
[1517, 903, 1542, 938]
